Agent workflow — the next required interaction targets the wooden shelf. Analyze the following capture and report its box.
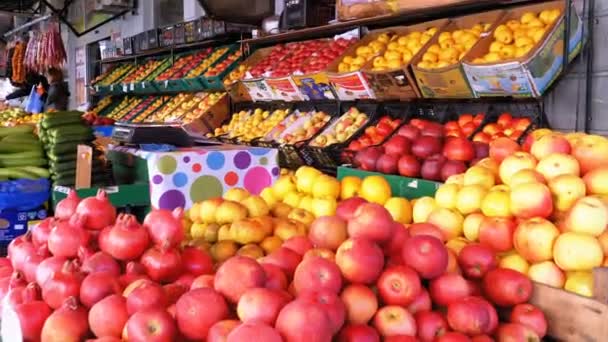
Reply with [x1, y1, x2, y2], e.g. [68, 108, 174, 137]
[241, 0, 549, 46]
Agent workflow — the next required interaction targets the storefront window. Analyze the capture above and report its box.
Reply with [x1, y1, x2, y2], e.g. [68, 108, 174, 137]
[156, 0, 184, 27]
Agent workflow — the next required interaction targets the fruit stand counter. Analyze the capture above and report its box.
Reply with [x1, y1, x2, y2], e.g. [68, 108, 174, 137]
[109, 145, 279, 210]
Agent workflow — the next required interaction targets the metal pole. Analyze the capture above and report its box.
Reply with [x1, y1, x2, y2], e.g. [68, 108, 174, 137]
[3, 13, 53, 38]
[584, 0, 595, 133]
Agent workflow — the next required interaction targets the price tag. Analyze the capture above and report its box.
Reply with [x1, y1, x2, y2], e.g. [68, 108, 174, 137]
[122, 84, 128, 92]
[164, 80, 169, 88]
[110, 84, 114, 91]
[130, 83, 135, 91]
[141, 82, 146, 89]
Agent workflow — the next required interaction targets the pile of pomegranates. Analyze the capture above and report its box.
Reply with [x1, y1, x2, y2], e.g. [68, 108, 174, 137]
[0, 189, 548, 341]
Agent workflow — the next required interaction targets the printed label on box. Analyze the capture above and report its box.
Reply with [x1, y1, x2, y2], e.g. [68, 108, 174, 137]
[463, 62, 535, 97]
[265, 77, 305, 102]
[0, 208, 47, 243]
[293, 74, 336, 100]
[242, 79, 274, 101]
[329, 72, 375, 100]
[414, 66, 474, 98]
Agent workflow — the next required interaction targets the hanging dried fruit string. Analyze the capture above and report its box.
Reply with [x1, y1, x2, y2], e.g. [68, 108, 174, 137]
[24, 19, 67, 73]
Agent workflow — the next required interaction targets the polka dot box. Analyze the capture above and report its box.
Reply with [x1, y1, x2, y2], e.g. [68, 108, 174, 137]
[110, 145, 279, 210]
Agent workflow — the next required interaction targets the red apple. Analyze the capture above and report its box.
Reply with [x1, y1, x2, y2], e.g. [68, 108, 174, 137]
[355, 147, 383, 171]
[473, 142, 489, 159]
[510, 304, 547, 338]
[260, 247, 302, 278]
[398, 155, 421, 177]
[126, 308, 177, 342]
[457, 244, 498, 279]
[421, 154, 447, 181]
[282, 236, 313, 255]
[373, 305, 417, 337]
[336, 238, 384, 284]
[261, 264, 288, 291]
[415, 311, 448, 342]
[347, 203, 395, 244]
[421, 122, 444, 139]
[429, 273, 478, 306]
[293, 255, 342, 294]
[236, 287, 290, 325]
[227, 322, 282, 342]
[275, 299, 333, 342]
[376, 154, 399, 174]
[447, 296, 496, 335]
[308, 216, 348, 251]
[443, 138, 475, 162]
[299, 289, 346, 334]
[208, 320, 241, 342]
[398, 125, 420, 141]
[436, 332, 472, 342]
[214, 256, 266, 303]
[409, 223, 446, 242]
[376, 265, 421, 306]
[338, 324, 381, 342]
[440, 160, 467, 182]
[383, 223, 410, 258]
[496, 323, 540, 342]
[482, 268, 533, 306]
[191, 274, 214, 290]
[336, 197, 368, 222]
[341, 284, 379, 325]
[402, 235, 448, 279]
[408, 288, 432, 314]
[412, 136, 442, 159]
[384, 136, 412, 156]
[478, 217, 516, 253]
[175, 288, 229, 340]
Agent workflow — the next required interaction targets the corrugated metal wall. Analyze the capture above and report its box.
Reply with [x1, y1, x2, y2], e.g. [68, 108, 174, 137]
[544, 0, 605, 133]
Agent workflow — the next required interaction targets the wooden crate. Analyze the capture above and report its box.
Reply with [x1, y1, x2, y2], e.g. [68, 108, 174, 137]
[529, 268, 608, 341]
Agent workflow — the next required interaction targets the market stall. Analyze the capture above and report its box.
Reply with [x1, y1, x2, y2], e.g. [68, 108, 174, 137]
[0, 0, 604, 341]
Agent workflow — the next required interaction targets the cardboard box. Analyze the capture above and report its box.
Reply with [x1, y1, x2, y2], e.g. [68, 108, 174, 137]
[181, 93, 230, 138]
[337, 167, 441, 199]
[411, 10, 506, 98]
[337, 0, 477, 21]
[0, 207, 47, 245]
[229, 48, 275, 102]
[265, 76, 305, 101]
[328, 20, 449, 101]
[462, 0, 583, 97]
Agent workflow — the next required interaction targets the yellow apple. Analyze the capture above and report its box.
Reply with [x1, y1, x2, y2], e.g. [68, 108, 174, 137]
[359, 175, 392, 205]
[513, 217, 560, 263]
[272, 175, 297, 200]
[536, 153, 581, 180]
[295, 166, 322, 194]
[384, 197, 412, 224]
[510, 182, 553, 219]
[426, 207, 464, 240]
[288, 208, 316, 226]
[340, 176, 362, 200]
[455, 185, 488, 215]
[583, 166, 608, 195]
[311, 197, 338, 217]
[298, 195, 314, 213]
[548, 174, 586, 212]
[499, 252, 530, 274]
[528, 261, 566, 288]
[509, 169, 546, 187]
[499, 152, 538, 185]
[446, 237, 469, 255]
[215, 200, 248, 224]
[563, 196, 608, 236]
[564, 271, 593, 297]
[463, 166, 496, 189]
[199, 198, 224, 223]
[553, 232, 603, 271]
[223, 187, 250, 202]
[312, 175, 341, 199]
[241, 195, 270, 217]
[412, 197, 438, 223]
[480, 186, 511, 217]
[463, 213, 485, 242]
[260, 187, 278, 208]
[435, 183, 461, 210]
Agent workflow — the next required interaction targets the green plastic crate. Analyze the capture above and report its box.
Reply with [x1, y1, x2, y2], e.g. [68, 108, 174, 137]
[337, 167, 441, 199]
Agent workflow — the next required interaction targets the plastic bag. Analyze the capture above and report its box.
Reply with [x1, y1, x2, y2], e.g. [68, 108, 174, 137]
[0, 178, 50, 211]
[24, 85, 44, 114]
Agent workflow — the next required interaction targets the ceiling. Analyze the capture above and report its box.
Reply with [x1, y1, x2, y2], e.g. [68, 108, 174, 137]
[0, 0, 39, 38]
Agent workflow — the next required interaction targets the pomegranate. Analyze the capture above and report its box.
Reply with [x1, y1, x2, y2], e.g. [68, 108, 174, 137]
[47, 215, 90, 258]
[176, 288, 229, 340]
[8, 233, 36, 272]
[143, 208, 185, 249]
[80, 250, 121, 276]
[13, 287, 52, 342]
[22, 246, 49, 283]
[99, 214, 149, 261]
[35, 256, 68, 287]
[140, 247, 182, 283]
[32, 218, 54, 248]
[80, 271, 123, 308]
[119, 262, 148, 287]
[75, 189, 117, 230]
[41, 297, 89, 342]
[55, 189, 81, 220]
[41, 260, 83, 309]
